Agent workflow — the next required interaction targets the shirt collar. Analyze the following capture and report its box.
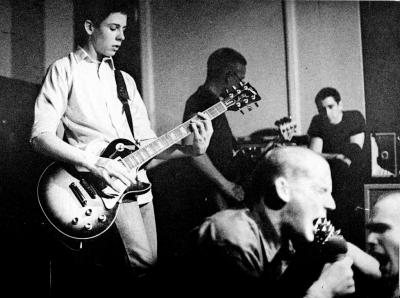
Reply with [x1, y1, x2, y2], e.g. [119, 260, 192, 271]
[75, 47, 115, 70]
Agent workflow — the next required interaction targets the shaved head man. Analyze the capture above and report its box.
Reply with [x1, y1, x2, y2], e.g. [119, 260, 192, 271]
[190, 147, 357, 297]
[367, 192, 400, 298]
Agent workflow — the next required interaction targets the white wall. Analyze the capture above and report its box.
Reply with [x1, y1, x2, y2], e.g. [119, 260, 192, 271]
[143, 0, 288, 137]
[0, 0, 73, 84]
[0, 0, 12, 78]
[44, 0, 74, 70]
[287, 0, 365, 133]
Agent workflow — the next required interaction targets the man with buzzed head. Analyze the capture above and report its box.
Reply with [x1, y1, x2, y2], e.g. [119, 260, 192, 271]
[183, 146, 361, 297]
[182, 48, 248, 213]
[366, 192, 400, 298]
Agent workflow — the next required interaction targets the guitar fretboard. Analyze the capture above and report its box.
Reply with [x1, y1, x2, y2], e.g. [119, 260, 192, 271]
[121, 101, 227, 169]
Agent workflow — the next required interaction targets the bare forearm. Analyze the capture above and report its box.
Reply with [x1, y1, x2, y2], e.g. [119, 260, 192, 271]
[31, 133, 97, 170]
[156, 144, 196, 160]
[191, 154, 229, 188]
[321, 153, 344, 160]
[347, 242, 381, 279]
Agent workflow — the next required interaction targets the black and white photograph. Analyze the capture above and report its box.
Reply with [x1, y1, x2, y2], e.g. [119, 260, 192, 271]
[0, 0, 399, 297]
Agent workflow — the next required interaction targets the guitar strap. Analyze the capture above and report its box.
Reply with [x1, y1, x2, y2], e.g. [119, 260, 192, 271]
[115, 69, 136, 140]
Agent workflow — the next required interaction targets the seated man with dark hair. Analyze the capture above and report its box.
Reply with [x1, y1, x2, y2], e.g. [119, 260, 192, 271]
[308, 87, 367, 248]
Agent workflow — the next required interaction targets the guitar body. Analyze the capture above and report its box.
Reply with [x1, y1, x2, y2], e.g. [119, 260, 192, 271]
[37, 138, 151, 240]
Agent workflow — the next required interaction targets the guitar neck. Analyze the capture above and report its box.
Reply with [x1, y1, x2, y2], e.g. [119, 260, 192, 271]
[122, 101, 227, 169]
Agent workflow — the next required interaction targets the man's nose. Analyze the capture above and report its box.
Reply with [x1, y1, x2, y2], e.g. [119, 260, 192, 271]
[367, 232, 378, 245]
[117, 29, 125, 41]
[324, 194, 336, 210]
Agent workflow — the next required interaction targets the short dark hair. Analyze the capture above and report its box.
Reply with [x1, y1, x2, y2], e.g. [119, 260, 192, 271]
[315, 87, 341, 106]
[206, 48, 247, 80]
[82, 0, 130, 26]
[75, 0, 130, 47]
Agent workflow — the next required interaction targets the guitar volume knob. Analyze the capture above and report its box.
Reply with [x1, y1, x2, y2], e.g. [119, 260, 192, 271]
[98, 214, 107, 222]
[71, 217, 79, 225]
[85, 208, 92, 216]
[84, 223, 92, 230]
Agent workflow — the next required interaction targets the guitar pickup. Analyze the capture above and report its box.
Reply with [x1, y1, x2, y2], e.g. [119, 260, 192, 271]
[80, 178, 97, 199]
[70, 182, 88, 207]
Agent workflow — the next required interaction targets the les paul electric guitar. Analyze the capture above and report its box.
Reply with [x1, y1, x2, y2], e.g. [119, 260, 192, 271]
[37, 82, 261, 240]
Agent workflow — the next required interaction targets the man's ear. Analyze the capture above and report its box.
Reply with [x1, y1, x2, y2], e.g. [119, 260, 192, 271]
[274, 177, 291, 204]
[84, 20, 94, 35]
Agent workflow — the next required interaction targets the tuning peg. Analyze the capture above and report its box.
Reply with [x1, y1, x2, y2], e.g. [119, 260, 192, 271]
[239, 81, 244, 86]
[240, 110, 244, 115]
[232, 85, 237, 90]
[247, 106, 252, 112]
[255, 103, 259, 107]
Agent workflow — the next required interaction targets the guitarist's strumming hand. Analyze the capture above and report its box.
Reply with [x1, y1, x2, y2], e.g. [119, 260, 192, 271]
[87, 155, 136, 193]
[220, 180, 245, 203]
[189, 112, 213, 156]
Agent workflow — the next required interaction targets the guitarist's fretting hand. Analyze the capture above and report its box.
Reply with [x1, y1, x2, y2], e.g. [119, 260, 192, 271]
[189, 112, 213, 156]
[89, 156, 136, 193]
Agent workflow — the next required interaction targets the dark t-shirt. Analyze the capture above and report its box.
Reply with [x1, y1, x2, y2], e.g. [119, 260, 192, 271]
[183, 85, 236, 178]
[308, 110, 367, 247]
[307, 110, 366, 155]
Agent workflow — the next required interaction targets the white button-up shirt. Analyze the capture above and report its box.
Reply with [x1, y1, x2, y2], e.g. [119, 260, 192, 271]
[31, 48, 156, 204]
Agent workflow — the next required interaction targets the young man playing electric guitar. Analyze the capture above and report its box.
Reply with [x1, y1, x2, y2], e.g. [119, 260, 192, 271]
[30, 0, 213, 295]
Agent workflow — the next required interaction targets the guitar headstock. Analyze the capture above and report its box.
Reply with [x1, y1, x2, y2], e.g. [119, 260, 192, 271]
[220, 81, 261, 113]
[275, 116, 297, 142]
